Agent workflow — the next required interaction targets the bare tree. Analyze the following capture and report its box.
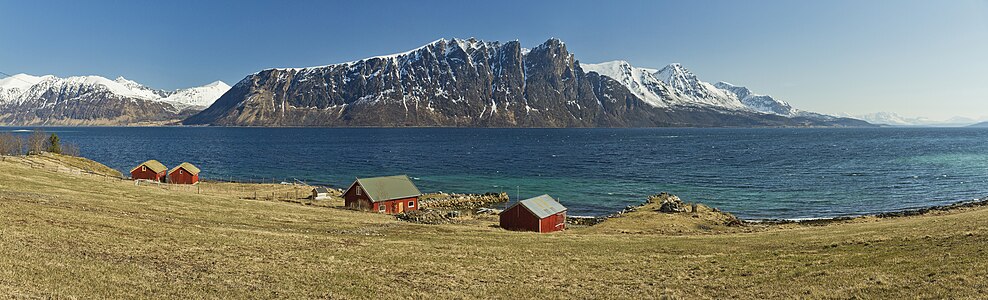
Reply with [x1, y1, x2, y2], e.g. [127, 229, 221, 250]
[0, 133, 24, 156]
[27, 129, 47, 155]
[62, 143, 81, 157]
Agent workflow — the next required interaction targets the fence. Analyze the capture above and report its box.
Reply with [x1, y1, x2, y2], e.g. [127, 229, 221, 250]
[2, 155, 332, 204]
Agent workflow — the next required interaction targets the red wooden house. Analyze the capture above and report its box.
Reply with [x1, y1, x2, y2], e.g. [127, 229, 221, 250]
[168, 162, 200, 184]
[499, 194, 567, 233]
[130, 160, 167, 182]
[343, 175, 421, 214]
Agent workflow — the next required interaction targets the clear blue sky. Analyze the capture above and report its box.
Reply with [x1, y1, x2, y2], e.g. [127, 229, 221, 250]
[2, 0, 986, 119]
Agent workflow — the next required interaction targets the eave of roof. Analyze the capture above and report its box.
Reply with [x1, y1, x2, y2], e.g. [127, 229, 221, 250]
[345, 175, 422, 202]
[130, 160, 167, 173]
[505, 194, 567, 219]
[169, 162, 200, 175]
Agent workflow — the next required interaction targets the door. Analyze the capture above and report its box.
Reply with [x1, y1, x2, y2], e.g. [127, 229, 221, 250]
[394, 202, 404, 213]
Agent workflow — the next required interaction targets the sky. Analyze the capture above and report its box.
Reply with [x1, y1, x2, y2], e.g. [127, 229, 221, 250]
[1, 0, 986, 120]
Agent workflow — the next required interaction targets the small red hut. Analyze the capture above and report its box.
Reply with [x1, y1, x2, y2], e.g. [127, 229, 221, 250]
[168, 162, 200, 184]
[343, 175, 421, 214]
[130, 160, 167, 182]
[499, 194, 567, 233]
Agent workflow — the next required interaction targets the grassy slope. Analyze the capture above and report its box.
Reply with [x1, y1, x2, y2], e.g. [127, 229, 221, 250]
[1, 157, 987, 299]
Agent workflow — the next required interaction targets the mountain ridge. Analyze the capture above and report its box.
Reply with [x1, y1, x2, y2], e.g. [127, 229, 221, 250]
[0, 74, 229, 125]
[185, 37, 870, 128]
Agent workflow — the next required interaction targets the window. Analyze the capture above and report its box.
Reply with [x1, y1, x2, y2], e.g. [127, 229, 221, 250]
[378, 204, 385, 212]
[179, 170, 183, 174]
[141, 166, 146, 172]
[356, 187, 362, 196]
[408, 201, 415, 208]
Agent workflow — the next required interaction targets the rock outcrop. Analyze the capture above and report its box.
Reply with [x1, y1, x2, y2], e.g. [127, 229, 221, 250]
[649, 192, 689, 213]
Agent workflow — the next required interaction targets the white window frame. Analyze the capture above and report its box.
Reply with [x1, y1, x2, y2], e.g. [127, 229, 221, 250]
[408, 201, 415, 208]
[356, 187, 362, 196]
[141, 166, 146, 172]
[378, 204, 385, 212]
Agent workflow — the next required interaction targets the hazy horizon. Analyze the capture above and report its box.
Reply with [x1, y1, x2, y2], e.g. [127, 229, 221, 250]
[2, 0, 986, 120]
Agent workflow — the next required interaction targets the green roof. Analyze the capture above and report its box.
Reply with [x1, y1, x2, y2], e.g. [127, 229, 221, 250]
[508, 194, 567, 219]
[169, 162, 200, 175]
[347, 175, 421, 202]
[131, 160, 167, 174]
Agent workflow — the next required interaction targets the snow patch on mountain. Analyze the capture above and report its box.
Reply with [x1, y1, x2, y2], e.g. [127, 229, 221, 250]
[160, 81, 231, 109]
[655, 63, 746, 109]
[580, 61, 675, 108]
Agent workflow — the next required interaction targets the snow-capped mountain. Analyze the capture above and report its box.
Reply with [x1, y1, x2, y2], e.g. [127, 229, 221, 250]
[839, 112, 922, 126]
[841, 112, 983, 127]
[113, 77, 171, 99]
[110, 76, 230, 109]
[578, 60, 675, 108]
[582, 60, 806, 117]
[0, 74, 229, 125]
[0, 74, 50, 104]
[713, 82, 797, 116]
[160, 80, 231, 109]
[185, 37, 869, 127]
[654, 63, 747, 109]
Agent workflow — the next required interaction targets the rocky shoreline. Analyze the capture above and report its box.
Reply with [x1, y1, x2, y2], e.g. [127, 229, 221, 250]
[742, 196, 988, 225]
[404, 189, 988, 229]
[566, 192, 743, 227]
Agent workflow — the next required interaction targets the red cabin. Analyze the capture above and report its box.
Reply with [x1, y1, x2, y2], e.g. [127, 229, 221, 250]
[500, 194, 567, 233]
[130, 160, 167, 182]
[343, 175, 421, 214]
[168, 162, 200, 184]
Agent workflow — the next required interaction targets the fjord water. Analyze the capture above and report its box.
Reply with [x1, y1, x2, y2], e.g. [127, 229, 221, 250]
[11, 127, 988, 220]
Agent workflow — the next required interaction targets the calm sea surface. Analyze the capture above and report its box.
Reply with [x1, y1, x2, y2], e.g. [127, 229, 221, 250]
[5, 127, 988, 219]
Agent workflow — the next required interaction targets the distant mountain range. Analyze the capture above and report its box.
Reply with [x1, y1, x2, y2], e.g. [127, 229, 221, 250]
[184, 38, 870, 127]
[839, 112, 986, 127]
[0, 74, 229, 125]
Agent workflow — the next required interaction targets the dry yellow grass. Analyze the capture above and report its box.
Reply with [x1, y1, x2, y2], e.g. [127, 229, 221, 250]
[1, 156, 987, 299]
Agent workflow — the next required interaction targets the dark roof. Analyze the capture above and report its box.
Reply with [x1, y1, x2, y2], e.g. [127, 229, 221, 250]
[131, 160, 167, 173]
[345, 175, 421, 202]
[313, 187, 330, 193]
[169, 162, 200, 175]
[507, 194, 567, 219]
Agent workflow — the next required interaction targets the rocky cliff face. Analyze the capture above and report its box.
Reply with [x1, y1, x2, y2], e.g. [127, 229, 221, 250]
[185, 38, 871, 127]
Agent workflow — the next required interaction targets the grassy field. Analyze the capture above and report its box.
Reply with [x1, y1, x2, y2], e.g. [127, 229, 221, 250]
[1, 155, 988, 299]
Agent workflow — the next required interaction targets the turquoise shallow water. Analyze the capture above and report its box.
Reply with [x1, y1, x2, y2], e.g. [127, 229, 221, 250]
[5, 127, 988, 219]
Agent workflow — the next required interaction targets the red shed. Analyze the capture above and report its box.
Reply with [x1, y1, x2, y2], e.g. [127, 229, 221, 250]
[168, 162, 200, 184]
[130, 160, 167, 182]
[500, 194, 567, 233]
[343, 175, 421, 214]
